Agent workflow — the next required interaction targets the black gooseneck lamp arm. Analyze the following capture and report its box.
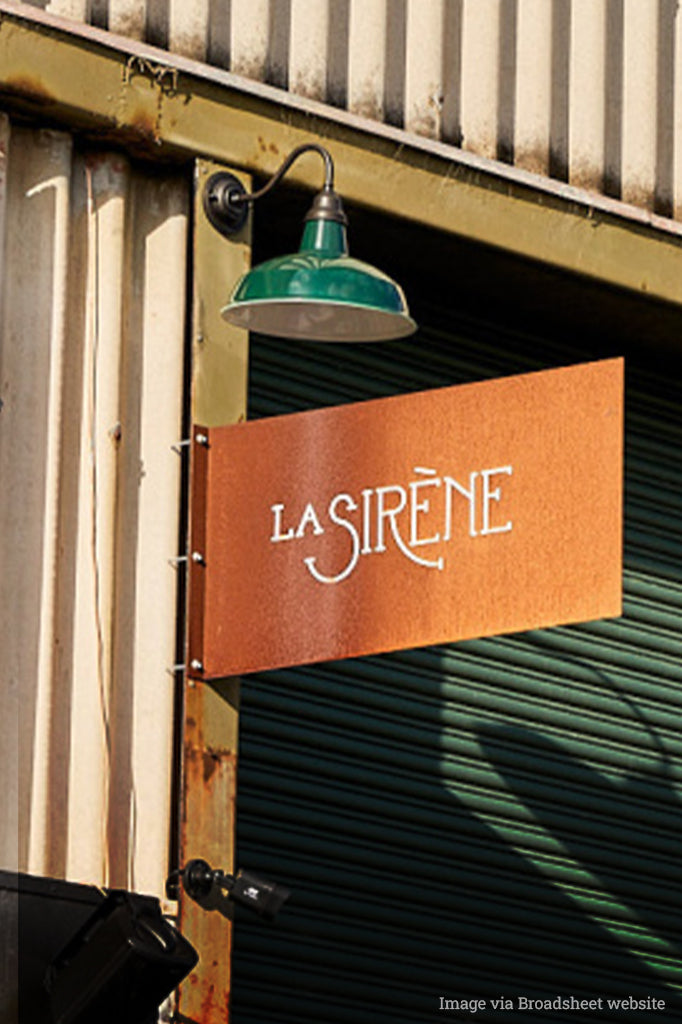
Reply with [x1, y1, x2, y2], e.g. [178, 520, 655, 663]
[202, 143, 346, 238]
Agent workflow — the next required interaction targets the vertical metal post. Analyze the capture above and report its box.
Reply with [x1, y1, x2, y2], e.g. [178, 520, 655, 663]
[176, 159, 251, 1023]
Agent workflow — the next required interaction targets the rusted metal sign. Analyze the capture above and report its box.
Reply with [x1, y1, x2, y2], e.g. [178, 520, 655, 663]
[188, 358, 623, 678]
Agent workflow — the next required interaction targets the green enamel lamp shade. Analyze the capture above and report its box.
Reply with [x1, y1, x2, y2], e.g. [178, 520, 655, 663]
[222, 211, 417, 343]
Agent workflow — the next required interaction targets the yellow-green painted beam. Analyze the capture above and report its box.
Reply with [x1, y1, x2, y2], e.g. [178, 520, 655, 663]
[1, 3, 682, 307]
[191, 159, 251, 428]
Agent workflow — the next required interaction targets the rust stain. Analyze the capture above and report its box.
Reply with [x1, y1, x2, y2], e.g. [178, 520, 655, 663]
[1, 74, 166, 159]
[4, 74, 54, 104]
[179, 638, 238, 1022]
[128, 109, 159, 142]
[194, 979, 231, 1022]
[201, 983, 218, 1018]
[104, 120, 175, 159]
[202, 747, 229, 785]
[256, 136, 280, 158]
[184, 741, 236, 787]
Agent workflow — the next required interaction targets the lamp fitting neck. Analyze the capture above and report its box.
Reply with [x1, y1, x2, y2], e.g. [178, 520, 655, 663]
[304, 186, 348, 226]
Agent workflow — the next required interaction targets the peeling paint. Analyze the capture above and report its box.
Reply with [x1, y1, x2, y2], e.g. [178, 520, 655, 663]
[201, 746, 234, 785]
[184, 740, 237, 788]
[123, 54, 180, 96]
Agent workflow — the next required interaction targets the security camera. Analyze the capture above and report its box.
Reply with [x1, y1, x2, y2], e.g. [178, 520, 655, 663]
[166, 859, 291, 922]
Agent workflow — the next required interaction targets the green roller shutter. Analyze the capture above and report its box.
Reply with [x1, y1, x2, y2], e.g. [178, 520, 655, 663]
[230, 299, 682, 1022]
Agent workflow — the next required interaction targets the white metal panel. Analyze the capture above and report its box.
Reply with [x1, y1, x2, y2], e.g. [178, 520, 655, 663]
[109, 0, 146, 41]
[230, 0, 271, 81]
[514, 0, 553, 176]
[569, 0, 606, 192]
[289, 0, 329, 101]
[117, 171, 186, 894]
[0, 112, 18, 875]
[45, 0, 89, 19]
[0, 126, 73, 877]
[622, 0, 659, 209]
[347, 0, 386, 121]
[674, 1, 682, 219]
[63, 152, 129, 885]
[0, 119, 188, 899]
[459, 0, 502, 160]
[404, 0, 443, 139]
[169, 0, 209, 61]
[28, 133, 73, 877]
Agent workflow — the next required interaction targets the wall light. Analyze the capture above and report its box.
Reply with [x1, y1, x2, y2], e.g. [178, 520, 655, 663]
[202, 143, 417, 342]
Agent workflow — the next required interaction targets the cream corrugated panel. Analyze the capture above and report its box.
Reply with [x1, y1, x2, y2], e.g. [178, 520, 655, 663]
[111, 167, 187, 894]
[347, 0, 387, 121]
[569, 0, 607, 193]
[1, 125, 73, 879]
[404, 0, 443, 140]
[108, 0, 146, 41]
[230, 0, 271, 81]
[676, 4, 682, 219]
[459, 0, 503, 161]
[45, 0, 88, 18]
[169, 0, 209, 62]
[23, 2, 682, 215]
[514, 0, 554, 177]
[289, 0, 329, 100]
[0, 120, 188, 898]
[61, 150, 127, 887]
[622, 0, 659, 209]
[0, 113, 19, 874]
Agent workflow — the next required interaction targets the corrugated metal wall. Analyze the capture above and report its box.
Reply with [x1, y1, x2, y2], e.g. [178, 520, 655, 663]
[27, 0, 682, 217]
[0, 114, 189, 899]
[230, 316, 682, 1020]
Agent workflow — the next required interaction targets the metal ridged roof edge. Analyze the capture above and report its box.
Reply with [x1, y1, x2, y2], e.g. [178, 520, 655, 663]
[1, 0, 682, 241]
